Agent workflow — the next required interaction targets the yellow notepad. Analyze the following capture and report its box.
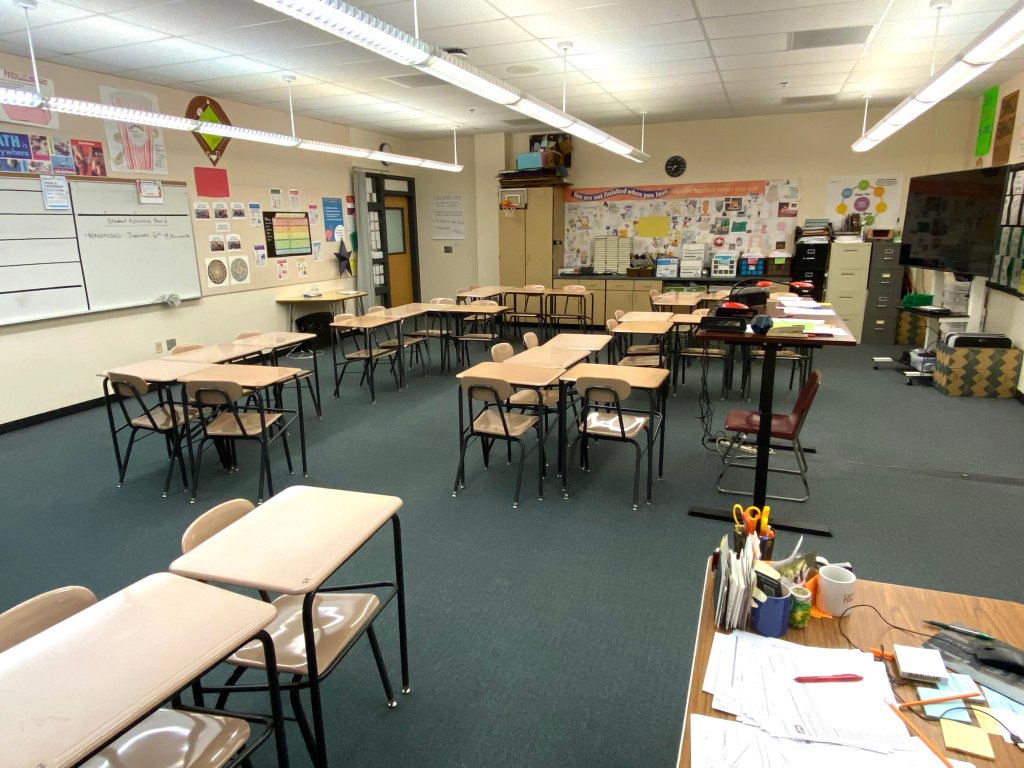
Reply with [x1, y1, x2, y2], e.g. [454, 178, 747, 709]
[941, 718, 995, 759]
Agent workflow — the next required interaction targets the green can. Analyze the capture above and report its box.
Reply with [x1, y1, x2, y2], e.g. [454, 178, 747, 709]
[789, 585, 812, 629]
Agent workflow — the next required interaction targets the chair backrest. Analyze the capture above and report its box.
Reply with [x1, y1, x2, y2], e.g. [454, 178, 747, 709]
[524, 284, 546, 290]
[460, 285, 480, 292]
[564, 284, 585, 293]
[334, 312, 355, 323]
[490, 342, 514, 363]
[170, 343, 202, 355]
[522, 331, 539, 349]
[235, 330, 262, 340]
[186, 380, 245, 406]
[606, 318, 619, 332]
[614, 309, 625, 320]
[107, 372, 150, 398]
[367, 305, 386, 314]
[461, 375, 513, 403]
[0, 586, 97, 653]
[470, 299, 498, 306]
[181, 498, 255, 554]
[430, 297, 455, 304]
[576, 375, 631, 402]
[790, 369, 821, 435]
[649, 288, 661, 310]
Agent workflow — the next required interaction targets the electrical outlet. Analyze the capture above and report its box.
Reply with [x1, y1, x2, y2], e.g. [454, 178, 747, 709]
[443, 245, 453, 254]
[155, 341, 163, 353]
[166, 337, 176, 351]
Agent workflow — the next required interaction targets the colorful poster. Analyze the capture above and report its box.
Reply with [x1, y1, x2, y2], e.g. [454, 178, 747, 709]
[205, 257, 228, 288]
[312, 240, 322, 262]
[296, 256, 307, 278]
[213, 201, 228, 219]
[99, 86, 168, 174]
[0, 131, 31, 171]
[70, 139, 106, 176]
[226, 234, 241, 251]
[248, 201, 262, 226]
[48, 136, 74, 174]
[254, 244, 267, 268]
[288, 188, 300, 210]
[276, 257, 289, 280]
[322, 196, 344, 242]
[825, 175, 902, 229]
[209, 234, 225, 252]
[262, 211, 312, 257]
[0, 69, 58, 128]
[136, 179, 163, 204]
[308, 203, 319, 225]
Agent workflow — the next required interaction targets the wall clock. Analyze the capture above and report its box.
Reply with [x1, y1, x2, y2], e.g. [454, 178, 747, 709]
[379, 142, 392, 166]
[665, 155, 687, 178]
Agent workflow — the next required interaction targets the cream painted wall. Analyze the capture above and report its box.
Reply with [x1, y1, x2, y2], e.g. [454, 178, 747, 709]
[0, 52, 404, 423]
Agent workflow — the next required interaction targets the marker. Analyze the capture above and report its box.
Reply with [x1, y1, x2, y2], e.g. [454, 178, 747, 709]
[924, 620, 994, 642]
[794, 674, 863, 683]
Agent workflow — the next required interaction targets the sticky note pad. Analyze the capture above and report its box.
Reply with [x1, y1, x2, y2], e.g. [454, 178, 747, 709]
[971, 705, 1011, 740]
[941, 719, 995, 759]
[636, 216, 669, 237]
[916, 686, 972, 722]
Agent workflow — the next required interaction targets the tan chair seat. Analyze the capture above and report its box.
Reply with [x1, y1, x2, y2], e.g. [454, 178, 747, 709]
[379, 336, 427, 349]
[129, 403, 198, 431]
[204, 411, 282, 437]
[679, 347, 727, 356]
[472, 410, 538, 437]
[406, 328, 449, 337]
[231, 593, 380, 675]
[82, 708, 249, 768]
[583, 412, 648, 439]
[345, 348, 395, 361]
[509, 388, 558, 407]
[627, 344, 660, 355]
[458, 332, 499, 341]
[751, 349, 803, 360]
[617, 355, 662, 367]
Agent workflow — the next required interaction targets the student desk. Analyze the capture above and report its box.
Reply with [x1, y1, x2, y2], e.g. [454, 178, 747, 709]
[0, 572, 287, 768]
[504, 345, 591, 369]
[276, 289, 367, 330]
[235, 330, 322, 419]
[689, 311, 855, 537]
[557, 363, 670, 502]
[457, 361, 563, 499]
[163, 342, 263, 364]
[544, 287, 595, 333]
[654, 290, 727, 311]
[619, 311, 674, 322]
[613, 319, 674, 367]
[169, 485, 409, 768]
[543, 332, 613, 362]
[177, 363, 308, 497]
[427, 303, 509, 373]
[456, 285, 512, 302]
[677, 559, 1024, 768]
[330, 312, 404, 402]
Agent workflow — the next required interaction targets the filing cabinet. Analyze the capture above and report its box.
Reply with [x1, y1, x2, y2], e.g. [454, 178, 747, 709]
[862, 243, 906, 345]
[826, 243, 871, 340]
[792, 243, 830, 272]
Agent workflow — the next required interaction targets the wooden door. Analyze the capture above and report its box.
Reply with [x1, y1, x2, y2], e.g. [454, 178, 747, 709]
[384, 195, 414, 306]
[498, 202, 526, 285]
[524, 187, 553, 286]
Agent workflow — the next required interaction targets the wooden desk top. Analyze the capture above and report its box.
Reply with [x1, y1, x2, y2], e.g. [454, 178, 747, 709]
[234, 330, 315, 350]
[677, 560, 1024, 768]
[671, 313, 704, 325]
[437, 303, 508, 315]
[331, 313, 401, 330]
[456, 286, 511, 299]
[505, 346, 591, 369]
[162, 343, 260, 363]
[457, 361, 562, 388]
[377, 304, 432, 319]
[102, 358, 219, 383]
[696, 309, 857, 347]
[0, 573, 275, 768]
[169, 485, 403, 595]
[560, 362, 669, 390]
[177, 363, 303, 389]
[543, 333, 613, 352]
[619, 311, 674, 322]
[275, 289, 367, 304]
[613, 320, 674, 335]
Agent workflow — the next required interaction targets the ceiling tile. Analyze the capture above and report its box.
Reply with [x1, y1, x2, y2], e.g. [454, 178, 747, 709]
[10, 16, 168, 54]
[541, 20, 704, 54]
[185, 20, 338, 55]
[710, 34, 790, 57]
[702, 2, 890, 38]
[485, 0, 632, 17]
[71, 38, 230, 69]
[716, 46, 863, 71]
[872, 12, 1003, 43]
[697, 0, 845, 15]
[423, 18, 533, 48]
[374, 0, 505, 31]
[515, 1, 695, 38]
[246, 41, 377, 70]
[568, 41, 710, 70]
[126, 56, 280, 85]
[720, 61, 855, 82]
[461, 40, 553, 67]
[0, 2, 93, 35]
[111, 0, 284, 36]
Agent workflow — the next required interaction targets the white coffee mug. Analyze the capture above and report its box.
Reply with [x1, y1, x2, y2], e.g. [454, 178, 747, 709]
[816, 564, 857, 616]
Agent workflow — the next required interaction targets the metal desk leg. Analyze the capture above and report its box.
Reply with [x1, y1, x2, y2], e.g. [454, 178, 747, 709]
[364, 328, 377, 404]
[258, 629, 291, 768]
[301, 593, 328, 768]
[392, 515, 411, 694]
[557, 379, 568, 483]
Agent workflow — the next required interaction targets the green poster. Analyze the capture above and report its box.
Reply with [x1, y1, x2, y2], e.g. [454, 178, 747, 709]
[976, 86, 999, 157]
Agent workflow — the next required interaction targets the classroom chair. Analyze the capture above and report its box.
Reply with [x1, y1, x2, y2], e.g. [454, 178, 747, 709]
[0, 586, 254, 768]
[370, 306, 432, 377]
[740, 347, 810, 401]
[648, 288, 661, 311]
[455, 300, 501, 366]
[405, 297, 457, 372]
[453, 375, 543, 508]
[563, 376, 655, 511]
[181, 498, 398, 764]
[491, 342, 560, 412]
[547, 284, 589, 332]
[185, 380, 294, 504]
[674, 340, 732, 399]
[331, 312, 398, 400]
[522, 331, 539, 349]
[605, 319, 621, 363]
[506, 284, 547, 338]
[171, 343, 203, 354]
[103, 372, 197, 497]
[716, 369, 822, 502]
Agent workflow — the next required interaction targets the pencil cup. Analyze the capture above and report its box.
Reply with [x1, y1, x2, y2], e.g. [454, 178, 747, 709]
[731, 529, 747, 554]
[758, 534, 774, 560]
[788, 586, 812, 629]
[750, 584, 792, 638]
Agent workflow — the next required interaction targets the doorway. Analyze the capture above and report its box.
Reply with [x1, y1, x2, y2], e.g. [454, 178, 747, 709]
[384, 195, 414, 306]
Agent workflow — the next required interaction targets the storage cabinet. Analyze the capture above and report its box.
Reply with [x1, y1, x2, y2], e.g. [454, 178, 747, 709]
[552, 278, 663, 325]
[604, 280, 634, 320]
[825, 243, 870, 340]
[862, 243, 904, 345]
[498, 186, 563, 288]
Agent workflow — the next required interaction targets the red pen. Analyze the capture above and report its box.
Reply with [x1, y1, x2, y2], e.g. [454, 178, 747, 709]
[794, 674, 863, 683]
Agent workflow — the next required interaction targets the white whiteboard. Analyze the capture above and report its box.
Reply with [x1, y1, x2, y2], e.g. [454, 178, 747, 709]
[0, 175, 200, 326]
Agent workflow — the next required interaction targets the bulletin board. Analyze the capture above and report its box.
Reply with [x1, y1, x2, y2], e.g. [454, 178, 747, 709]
[562, 179, 800, 269]
[190, 182, 339, 296]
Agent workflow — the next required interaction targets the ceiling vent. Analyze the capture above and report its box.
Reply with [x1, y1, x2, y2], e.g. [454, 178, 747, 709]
[782, 94, 835, 106]
[788, 25, 872, 50]
[384, 74, 445, 88]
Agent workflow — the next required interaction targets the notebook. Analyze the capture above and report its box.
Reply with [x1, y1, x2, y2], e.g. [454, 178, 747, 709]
[894, 644, 949, 683]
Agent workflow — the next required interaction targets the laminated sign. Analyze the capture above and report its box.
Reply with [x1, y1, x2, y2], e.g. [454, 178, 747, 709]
[186, 95, 232, 166]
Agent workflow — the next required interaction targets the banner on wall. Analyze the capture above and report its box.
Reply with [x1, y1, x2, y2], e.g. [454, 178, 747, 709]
[563, 180, 794, 268]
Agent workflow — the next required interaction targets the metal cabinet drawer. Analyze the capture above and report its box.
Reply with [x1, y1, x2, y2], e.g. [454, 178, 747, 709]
[830, 243, 871, 270]
[829, 294, 864, 317]
[827, 268, 867, 294]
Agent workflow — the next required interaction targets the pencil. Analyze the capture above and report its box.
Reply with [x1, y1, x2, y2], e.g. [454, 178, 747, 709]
[899, 691, 980, 709]
[888, 702, 952, 768]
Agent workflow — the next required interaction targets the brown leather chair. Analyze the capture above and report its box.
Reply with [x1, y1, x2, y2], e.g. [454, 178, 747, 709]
[716, 369, 821, 502]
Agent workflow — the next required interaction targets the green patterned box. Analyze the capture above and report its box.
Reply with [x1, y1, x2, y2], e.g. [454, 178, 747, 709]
[895, 308, 927, 346]
[933, 343, 1022, 397]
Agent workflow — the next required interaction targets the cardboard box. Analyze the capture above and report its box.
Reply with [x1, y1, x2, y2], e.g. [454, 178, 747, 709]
[932, 343, 1022, 397]
[515, 150, 561, 170]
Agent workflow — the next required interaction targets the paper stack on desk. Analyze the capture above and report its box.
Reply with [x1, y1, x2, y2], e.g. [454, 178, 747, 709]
[693, 631, 973, 766]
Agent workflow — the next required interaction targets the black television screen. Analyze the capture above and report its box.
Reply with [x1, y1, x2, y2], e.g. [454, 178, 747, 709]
[900, 166, 1007, 276]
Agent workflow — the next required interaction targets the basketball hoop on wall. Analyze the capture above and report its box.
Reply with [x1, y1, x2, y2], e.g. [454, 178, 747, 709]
[500, 199, 517, 218]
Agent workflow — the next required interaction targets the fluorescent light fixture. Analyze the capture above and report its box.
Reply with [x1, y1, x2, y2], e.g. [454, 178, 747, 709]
[565, 120, 609, 145]
[418, 53, 521, 105]
[49, 96, 200, 130]
[368, 150, 422, 165]
[0, 86, 42, 107]
[419, 159, 464, 172]
[297, 139, 371, 158]
[510, 98, 573, 129]
[250, 0, 431, 66]
[195, 121, 300, 147]
[855, 0, 1024, 151]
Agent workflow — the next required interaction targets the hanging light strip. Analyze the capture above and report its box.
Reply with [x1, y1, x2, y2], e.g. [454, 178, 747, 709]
[251, 0, 649, 162]
[36, 96, 460, 171]
[853, 0, 1024, 152]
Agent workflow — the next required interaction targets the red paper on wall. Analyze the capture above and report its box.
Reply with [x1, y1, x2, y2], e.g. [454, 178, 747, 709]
[194, 166, 229, 197]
